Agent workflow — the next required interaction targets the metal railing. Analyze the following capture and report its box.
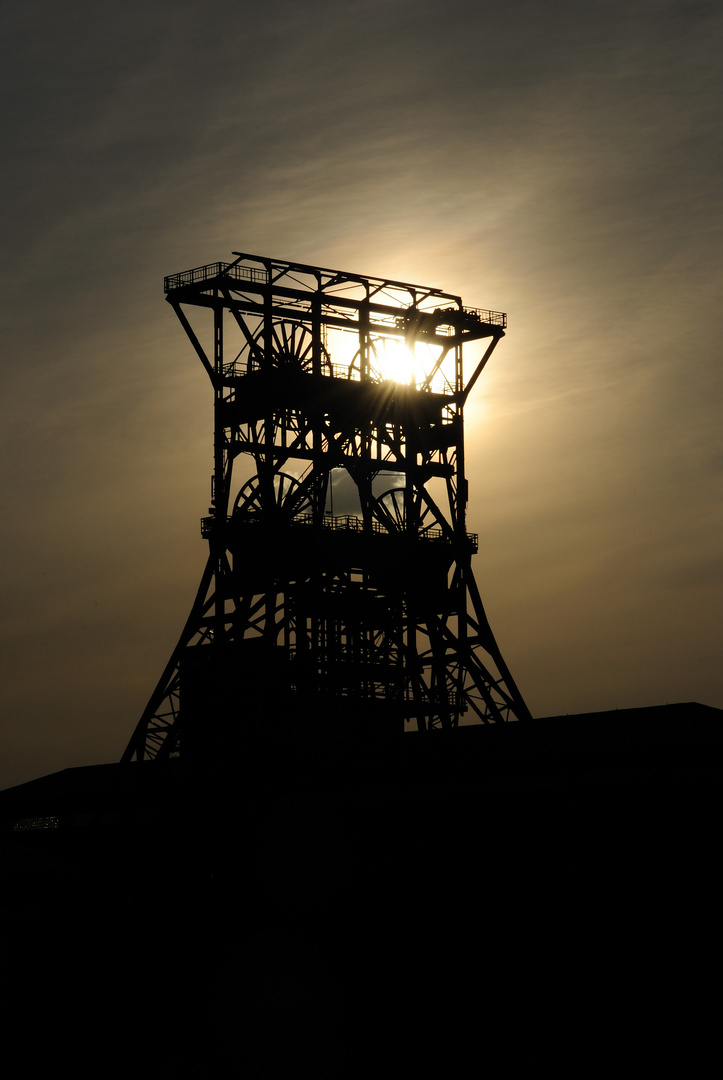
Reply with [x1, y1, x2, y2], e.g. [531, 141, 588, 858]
[164, 262, 268, 293]
[203, 510, 478, 550]
[225, 356, 455, 395]
[395, 305, 506, 335]
[432, 306, 506, 331]
[463, 306, 507, 328]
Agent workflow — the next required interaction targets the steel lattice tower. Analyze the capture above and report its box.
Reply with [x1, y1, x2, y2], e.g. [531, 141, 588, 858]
[122, 253, 531, 763]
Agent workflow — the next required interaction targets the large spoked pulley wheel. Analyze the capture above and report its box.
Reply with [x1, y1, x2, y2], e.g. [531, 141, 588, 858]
[269, 320, 332, 376]
[232, 473, 311, 521]
[373, 487, 449, 540]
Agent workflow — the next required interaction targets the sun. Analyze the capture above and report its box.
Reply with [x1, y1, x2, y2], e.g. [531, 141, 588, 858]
[372, 336, 416, 385]
[326, 327, 444, 388]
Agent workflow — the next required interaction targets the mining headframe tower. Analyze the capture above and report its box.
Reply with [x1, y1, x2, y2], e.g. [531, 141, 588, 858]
[2, 253, 719, 1072]
[122, 252, 531, 762]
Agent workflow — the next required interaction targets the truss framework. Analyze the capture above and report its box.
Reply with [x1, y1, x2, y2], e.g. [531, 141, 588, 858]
[122, 253, 530, 762]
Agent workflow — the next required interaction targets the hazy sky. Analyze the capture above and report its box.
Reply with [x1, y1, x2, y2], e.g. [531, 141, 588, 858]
[1, 0, 721, 787]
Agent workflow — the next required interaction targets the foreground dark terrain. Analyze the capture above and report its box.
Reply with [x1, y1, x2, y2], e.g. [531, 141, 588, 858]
[1, 703, 719, 1072]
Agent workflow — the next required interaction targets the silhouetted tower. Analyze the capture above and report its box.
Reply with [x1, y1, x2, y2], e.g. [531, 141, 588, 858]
[122, 253, 531, 762]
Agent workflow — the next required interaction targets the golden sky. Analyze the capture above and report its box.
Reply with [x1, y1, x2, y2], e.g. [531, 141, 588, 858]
[1, 0, 722, 786]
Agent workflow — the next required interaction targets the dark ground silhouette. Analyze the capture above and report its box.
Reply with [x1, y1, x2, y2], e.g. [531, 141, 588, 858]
[1, 702, 719, 1072]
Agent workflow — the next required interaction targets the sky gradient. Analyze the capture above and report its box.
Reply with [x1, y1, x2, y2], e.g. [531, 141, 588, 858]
[1, 0, 722, 787]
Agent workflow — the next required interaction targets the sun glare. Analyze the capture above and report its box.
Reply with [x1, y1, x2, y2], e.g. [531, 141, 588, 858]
[374, 337, 415, 384]
[327, 328, 447, 388]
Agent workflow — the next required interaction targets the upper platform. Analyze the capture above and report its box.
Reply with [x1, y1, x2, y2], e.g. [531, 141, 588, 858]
[163, 253, 506, 346]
